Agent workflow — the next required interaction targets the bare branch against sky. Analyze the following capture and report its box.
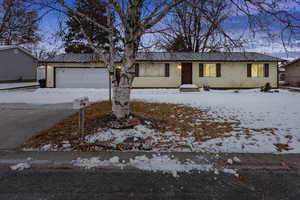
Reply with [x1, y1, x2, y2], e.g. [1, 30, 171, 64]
[26, 0, 300, 122]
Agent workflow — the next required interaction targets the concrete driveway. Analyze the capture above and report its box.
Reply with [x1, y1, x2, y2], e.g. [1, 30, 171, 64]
[0, 103, 75, 150]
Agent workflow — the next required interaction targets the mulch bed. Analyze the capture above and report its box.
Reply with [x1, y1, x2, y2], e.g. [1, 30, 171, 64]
[23, 101, 279, 151]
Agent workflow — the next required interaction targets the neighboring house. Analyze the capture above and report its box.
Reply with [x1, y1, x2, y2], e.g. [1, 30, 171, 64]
[44, 52, 284, 89]
[283, 58, 300, 87]
[0, 45, 38, 82]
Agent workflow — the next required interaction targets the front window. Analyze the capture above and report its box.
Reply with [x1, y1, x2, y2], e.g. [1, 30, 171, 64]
[251, 64, 264, 77]
[204, 64, 216, 77]
[139, 63, 165, 77]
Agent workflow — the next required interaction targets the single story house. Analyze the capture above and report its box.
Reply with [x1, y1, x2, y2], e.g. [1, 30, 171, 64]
[0, 45, 38, 82]
[283, 58, 300, 87]
[44, 52, 284, 89]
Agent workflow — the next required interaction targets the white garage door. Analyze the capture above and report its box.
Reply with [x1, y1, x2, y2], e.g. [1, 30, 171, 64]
[55, 68, 109, 88]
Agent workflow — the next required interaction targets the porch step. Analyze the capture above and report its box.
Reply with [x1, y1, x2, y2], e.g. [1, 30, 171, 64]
[179, 84, 199, 92]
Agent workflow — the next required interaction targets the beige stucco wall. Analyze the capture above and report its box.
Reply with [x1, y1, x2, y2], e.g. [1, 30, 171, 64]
[285, 61, 300, 86]
[46, 63, 105, 88]
[46, 61, 278, 88]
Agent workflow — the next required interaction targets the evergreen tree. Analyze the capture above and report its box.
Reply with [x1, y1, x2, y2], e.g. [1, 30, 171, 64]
[63, 0, 109, 53]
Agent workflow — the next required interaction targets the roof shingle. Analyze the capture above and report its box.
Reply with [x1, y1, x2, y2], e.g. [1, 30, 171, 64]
[45, 52, 285, 63]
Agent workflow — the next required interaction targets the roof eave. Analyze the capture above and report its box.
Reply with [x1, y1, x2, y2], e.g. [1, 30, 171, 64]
[136, 59, 284, 62]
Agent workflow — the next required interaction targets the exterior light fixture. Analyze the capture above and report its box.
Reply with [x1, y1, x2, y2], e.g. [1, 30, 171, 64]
[177, 64, 182, 69]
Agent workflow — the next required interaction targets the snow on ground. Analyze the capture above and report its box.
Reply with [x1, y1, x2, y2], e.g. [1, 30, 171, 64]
[0, 88, 109, 104]
[84, 124, 196, 151]
[2, 88, 300, 153]
[72, 154, 238, 177]
[131, 89, 300, 153]
[0, 82, 38, 90]
[85, 125, 155, 150]
[179, 84, 198, 89]
[10, 162, 31, 171]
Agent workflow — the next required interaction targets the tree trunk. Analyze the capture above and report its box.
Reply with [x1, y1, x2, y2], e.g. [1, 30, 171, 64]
[109, 1, 141, 124]
[111, 42, 136, 122]
[112, 84, 131, 119]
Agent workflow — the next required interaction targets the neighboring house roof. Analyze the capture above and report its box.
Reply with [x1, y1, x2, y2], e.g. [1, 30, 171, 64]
[0, 45, 37, 59]
[283, 57, 300, 68]
[45, 52, 285, 63]
[137, 52, 285, 62]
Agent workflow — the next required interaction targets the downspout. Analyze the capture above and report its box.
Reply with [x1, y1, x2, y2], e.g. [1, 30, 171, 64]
[277, 62, 279, 89]
[45, 63, 48, 88]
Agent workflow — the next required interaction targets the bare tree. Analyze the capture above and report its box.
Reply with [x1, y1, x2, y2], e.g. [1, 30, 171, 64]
[0, 0, 42, 45]
[36, 0, 183, 127]
[228, 0, 300, 52]
[35, 0, 300, 128]
[159, 0, 300, 54]
[159, 0, 244, 52]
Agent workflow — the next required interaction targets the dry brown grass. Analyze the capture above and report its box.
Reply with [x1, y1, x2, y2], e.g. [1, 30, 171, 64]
[274, 143, 293, 152]
[24, 101, 277, 151]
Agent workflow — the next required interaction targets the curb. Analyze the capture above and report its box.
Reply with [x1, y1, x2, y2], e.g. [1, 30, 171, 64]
[0, 85, 39, 91]
[0, 151, 299, 171]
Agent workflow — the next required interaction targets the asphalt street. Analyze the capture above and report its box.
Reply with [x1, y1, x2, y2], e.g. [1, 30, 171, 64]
[0, 166, 299, 200]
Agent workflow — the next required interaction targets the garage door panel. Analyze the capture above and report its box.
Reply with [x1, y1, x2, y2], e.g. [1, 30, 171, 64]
[55, 68, 109, 88]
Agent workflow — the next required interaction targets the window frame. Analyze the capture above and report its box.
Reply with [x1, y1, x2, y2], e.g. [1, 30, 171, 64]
[251, 63, 264, 78]
[138, 63, 169, 77]
[203, 63, 217, 77]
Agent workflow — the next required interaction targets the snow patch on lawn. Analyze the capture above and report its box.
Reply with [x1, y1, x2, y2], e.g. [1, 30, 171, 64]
[85, 125, 196, 151]
[72, 154, 238, 178]
[86, 125, 154, 146]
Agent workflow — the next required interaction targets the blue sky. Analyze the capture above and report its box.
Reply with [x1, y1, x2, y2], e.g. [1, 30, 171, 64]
[37, 1, 300, 60]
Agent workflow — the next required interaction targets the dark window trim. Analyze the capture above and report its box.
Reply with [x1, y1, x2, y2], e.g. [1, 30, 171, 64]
[135, 63, 139, 77]
[247, 63, 252, 77]
[216, 63, 221, 77]
[165, 63, 170, 77]
[264, 63, 269, 77]
[199, 63, 204, 77]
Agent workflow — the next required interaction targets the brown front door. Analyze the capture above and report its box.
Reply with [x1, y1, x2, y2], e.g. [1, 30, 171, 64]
[181, 63, 193, 84]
